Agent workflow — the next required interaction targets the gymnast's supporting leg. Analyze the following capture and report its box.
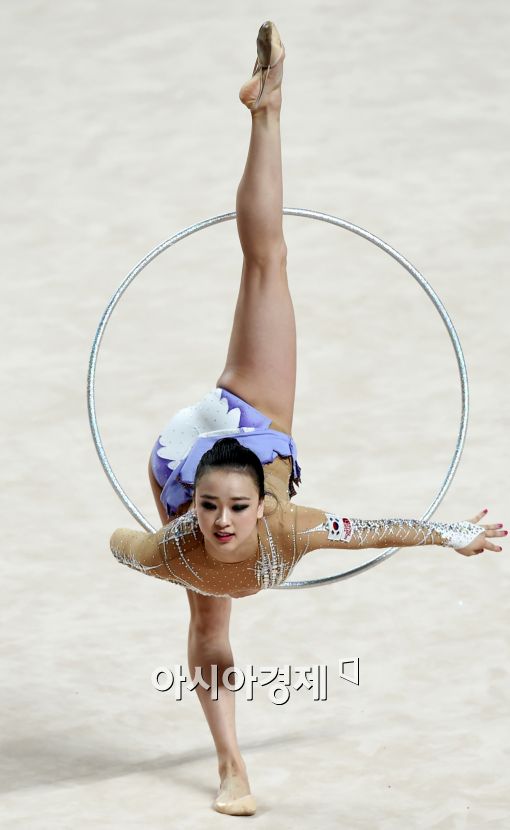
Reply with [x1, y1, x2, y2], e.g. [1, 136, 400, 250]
[186, 592, 256, 813]
[148, 464, 254, 814]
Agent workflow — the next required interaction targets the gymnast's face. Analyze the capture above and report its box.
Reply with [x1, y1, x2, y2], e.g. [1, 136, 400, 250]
[193, 469, 265, 555]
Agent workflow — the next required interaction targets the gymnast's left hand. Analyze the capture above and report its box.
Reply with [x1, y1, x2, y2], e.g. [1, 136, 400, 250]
[454, 508, 507, 556]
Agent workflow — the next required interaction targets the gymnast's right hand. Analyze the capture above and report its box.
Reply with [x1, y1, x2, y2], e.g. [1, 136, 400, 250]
[454, 508, 507, 556]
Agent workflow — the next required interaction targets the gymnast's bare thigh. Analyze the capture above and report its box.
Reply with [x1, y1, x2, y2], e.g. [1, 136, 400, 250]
[216, 253, 296, 436]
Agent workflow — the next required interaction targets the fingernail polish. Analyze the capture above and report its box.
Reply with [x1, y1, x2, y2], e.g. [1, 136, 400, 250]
[483, 508, 488, 513]
[503, 531, 508, 536]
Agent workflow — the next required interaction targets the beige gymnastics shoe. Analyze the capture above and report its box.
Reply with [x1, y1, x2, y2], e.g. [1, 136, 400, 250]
[212, 771, 257, 816]
[239, 20, 285, 112]
[212, 792, 257, 816]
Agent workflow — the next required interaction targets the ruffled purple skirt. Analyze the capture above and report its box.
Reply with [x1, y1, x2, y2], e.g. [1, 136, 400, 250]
[150, 387, 302, 517]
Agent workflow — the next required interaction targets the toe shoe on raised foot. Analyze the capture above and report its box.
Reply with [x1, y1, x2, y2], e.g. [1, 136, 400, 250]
[250, 20, 285, 109]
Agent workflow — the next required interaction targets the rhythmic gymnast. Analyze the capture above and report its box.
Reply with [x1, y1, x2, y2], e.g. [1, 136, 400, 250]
[109, 21, 507, 816]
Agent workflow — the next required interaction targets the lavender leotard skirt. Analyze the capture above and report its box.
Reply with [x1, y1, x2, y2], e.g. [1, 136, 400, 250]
[150, 387, 302, 517]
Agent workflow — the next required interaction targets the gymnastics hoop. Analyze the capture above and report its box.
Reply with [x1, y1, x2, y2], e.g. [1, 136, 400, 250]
[87, 208, 469, 589]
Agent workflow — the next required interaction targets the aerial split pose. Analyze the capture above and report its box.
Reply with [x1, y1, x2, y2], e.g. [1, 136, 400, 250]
[109, 21, 507, 817]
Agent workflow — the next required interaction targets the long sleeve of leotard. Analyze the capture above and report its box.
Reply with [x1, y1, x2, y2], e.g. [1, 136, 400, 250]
[109, 526, 169, 579]
[294, 505, 485, 557]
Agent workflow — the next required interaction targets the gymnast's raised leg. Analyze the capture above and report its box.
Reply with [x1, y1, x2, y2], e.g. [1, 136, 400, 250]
[216, 24, 295, 435]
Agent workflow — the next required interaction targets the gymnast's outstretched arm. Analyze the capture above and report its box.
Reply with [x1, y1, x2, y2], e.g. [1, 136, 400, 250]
[109, 525, 171, 579]
[294, 506, 506, 558]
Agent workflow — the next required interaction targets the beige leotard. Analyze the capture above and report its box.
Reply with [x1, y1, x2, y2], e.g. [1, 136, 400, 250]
[110, 455, 485, 599]
[110, 457, 303, 598]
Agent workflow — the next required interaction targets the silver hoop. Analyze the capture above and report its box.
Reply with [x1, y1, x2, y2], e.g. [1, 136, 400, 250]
[87, 209, 469, 589]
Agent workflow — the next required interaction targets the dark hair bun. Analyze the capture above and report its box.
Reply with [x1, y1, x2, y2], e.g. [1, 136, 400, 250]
[193, 435, 278, 511]
[216, 437, 242, 448]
